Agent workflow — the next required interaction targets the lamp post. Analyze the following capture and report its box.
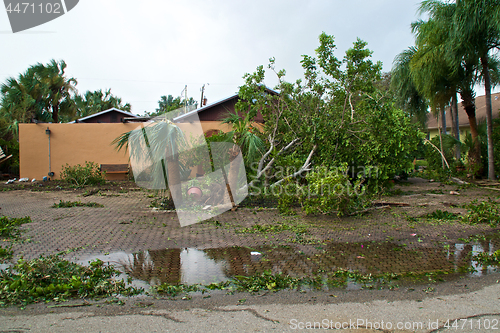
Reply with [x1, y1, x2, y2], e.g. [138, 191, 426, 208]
[46, 127, 54, 178]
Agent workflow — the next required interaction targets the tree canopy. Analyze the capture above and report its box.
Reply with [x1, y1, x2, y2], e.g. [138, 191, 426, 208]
[238, 32, 420, 193]
[145, 95, 198, 118]
[0, 60, 132, 173]
[392, 0, 500, 179]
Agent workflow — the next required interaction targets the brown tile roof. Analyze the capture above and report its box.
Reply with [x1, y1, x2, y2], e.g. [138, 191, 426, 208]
[427, 91, 500, 130]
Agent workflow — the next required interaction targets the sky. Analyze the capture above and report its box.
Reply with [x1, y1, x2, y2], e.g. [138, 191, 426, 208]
[0, 0, 437, 115]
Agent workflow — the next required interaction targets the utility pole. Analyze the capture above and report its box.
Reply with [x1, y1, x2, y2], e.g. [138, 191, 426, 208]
[200, 84, 205, 107]
[184, 85, 188, 113]
[200, 83, 209, 107]
[180, 85, 188, 114]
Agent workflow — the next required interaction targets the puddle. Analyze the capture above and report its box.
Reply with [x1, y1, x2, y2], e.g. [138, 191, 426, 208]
[74, 236, 500, 289]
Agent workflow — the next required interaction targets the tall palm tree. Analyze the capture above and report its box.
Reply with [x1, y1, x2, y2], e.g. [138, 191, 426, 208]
[452, 0, 500, 179]
[0, 67, 51, 137]
[391, 47, 429, 127]
[414, 0, 483, 172]
[34, 60, 77, 123]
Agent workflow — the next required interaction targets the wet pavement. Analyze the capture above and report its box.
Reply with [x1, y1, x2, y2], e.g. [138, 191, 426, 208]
[73, 239, 499, 290]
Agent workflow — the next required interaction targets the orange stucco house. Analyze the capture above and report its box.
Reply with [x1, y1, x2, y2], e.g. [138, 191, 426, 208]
[19, 94, 265, 181]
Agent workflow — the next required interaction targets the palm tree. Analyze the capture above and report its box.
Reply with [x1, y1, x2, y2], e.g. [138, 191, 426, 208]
[114, 120, 187, 206]
[34, 60, 77, 123]
[0, 67, 51, 137]
[221, 110, 265, 189]
[72, 88, 131, 121]
[391, 47, 429, 127]
[412, 0, 483, 172]
[452, 0, 500, 179]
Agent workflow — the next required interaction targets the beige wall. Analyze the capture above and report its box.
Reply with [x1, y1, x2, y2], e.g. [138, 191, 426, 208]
[19, 121, 244, 181]
[20, 123, 140, 180]
[427, 127, 470, 141]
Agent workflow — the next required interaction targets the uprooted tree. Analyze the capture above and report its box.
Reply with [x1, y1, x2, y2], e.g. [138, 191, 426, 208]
[236, 33, 420, 212]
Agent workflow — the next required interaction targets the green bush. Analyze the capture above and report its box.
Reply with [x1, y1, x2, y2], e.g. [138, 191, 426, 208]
[424, 134, 458, 175]
[299, 166, 366, 216]
[60, 161, 106, 187]
[276, 179, 299, 215]
[462, 121, 488, 177]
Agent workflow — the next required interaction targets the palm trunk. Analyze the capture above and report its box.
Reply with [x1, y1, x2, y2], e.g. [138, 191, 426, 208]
[451, 94, 460, 160]
[461, 90, 481, 176]
[226, 145, 240, 207]
[441, 107, 447, 135]
[166, 153, 182, 206]
[52, 103, 59, 123]
[228, 158, 241, 192]
[481, 56, 495, 180]
[437, 111, 445, 169]
[450, 105, 456, 139]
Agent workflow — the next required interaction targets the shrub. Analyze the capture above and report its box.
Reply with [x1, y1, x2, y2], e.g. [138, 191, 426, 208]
[299, 166, 366, 216]
[276, 179, 299, 215]
[424, 134, 458, 175]
[60, 161, 106, 187]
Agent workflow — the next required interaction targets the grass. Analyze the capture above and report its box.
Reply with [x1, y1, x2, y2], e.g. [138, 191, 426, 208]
[51, 200, 104, 208]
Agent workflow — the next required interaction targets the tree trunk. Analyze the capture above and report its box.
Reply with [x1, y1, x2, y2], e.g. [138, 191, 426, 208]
[450, 105, 456, 139]
[52, 103, 59, 123]
[481, 56, 495, 180]
[166, 154, 183, 206]
[451, 94, 460, 160]
[437, 111, 445, 169]
[227, 145, 241, 207]
[441, 108, 447, 135]
[461, 90, 481, 176]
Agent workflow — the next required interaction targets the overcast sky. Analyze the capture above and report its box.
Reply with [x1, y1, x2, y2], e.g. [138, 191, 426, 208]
[1, 1, 436, 115]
